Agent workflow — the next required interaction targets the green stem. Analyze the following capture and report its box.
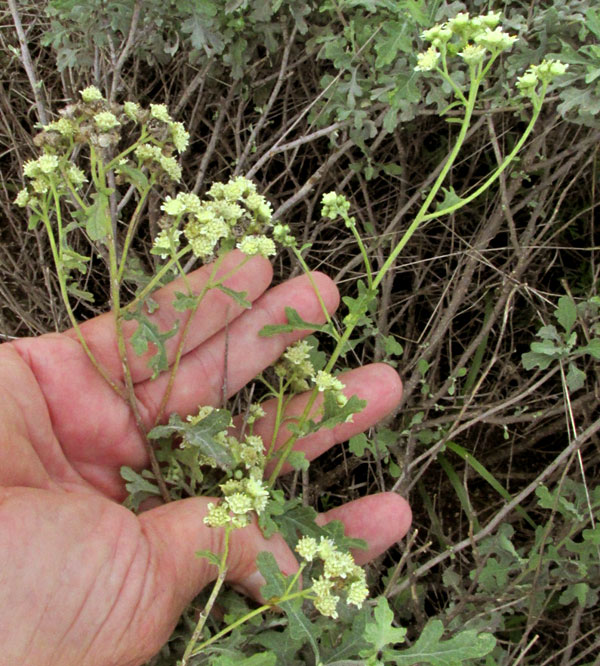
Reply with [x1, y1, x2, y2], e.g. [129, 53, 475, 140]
[420, 86, 546, 222]
[40, 195, 125, 399]
[124, 246, 192, 313]
[116, 180, 155, 281]
[190, 589, 310, 656]
[372, 69, 480, 292]
[91, 152, 171, 501]
[269, 76, 550, 484]
[181, 527, 233, 665]
[344, 214, 374, 290]
[293, 247, 338, 337]
[104, 126, 149, 171]
[152, 254, 251, 425]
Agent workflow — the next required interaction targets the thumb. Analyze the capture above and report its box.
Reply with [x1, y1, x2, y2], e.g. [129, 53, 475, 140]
[139, 496, 299, 611]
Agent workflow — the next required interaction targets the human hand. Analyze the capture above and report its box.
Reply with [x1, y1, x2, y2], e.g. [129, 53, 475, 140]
[0, 251, 411, 665]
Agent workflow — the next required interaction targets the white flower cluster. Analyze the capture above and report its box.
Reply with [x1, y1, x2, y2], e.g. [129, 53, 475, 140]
[321, 191, 351, 221]
[182, 405, 270, 530]
[152, 227, 183, 260]
[204, 469, 270, 529]
[80, 85, 104, 103]
[146, 103, 190, 153]
[15, 154, 88, 206]
[416, 11, 518, 72]
[93, 111, 121, 132]
[134, 143, 182, 182]
[516, 60, 569, 98]
[176, 177, 278, 261]
[296, 536, 369, 618]
[275, 339, 316, 392]
[16, 90, 194, 211]
[275, 340, 350, 413]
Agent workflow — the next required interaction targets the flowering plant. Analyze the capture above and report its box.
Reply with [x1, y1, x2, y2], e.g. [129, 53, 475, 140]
[14, 9, 569, 663]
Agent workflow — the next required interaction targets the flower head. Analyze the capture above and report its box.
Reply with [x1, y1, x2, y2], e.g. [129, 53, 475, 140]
[150, 103, 173, 124]
[414, 47, 441, 72]
[94, 111, 121, 132]
[80, 86, 104, 103]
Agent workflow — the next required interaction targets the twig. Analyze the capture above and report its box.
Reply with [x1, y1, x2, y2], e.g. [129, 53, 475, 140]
[235, 23, 298, 176]
[109, 1, 142, 102]
[7, 0, 48, 126]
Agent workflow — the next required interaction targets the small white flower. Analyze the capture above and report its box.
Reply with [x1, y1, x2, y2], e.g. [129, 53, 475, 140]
[414, 47, 441, 72]
[14, 188, 31, 207]
[94, 111, 121, 132]
[296, 536, 318, 561]
[123, 101, 141, 122]
[171, 121, 190, 152]
[150, 103, 173, 124]
[161, 195, 187, 217]
[314, 370, 345, 393]
[80, 86, 104, 103]
[37, 154, 60, 175]
[67, 165, 87, 188]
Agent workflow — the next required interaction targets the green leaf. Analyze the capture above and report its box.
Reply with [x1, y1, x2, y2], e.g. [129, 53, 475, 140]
[323, 606, 371, 663]
[213, 653, 277, 666]
[27, 212, 41, 230]
[172, 291, 198, 312]
[537, 324, 561, 342]
[259, 306, 334, 337]
[342, 280, 378, 328]
[251, 627, 304, 664]
[61, 246, 91, 274]
[389, 620, 496, 665]
[581, 338, 600, 359]
[384, 334, 404, 358]
[120, 466, 161, 511]
[195, 549, 221, 567]
[280, 596, 321, 661]
[362, 596, 407, 654]
[556, 295, 577, 334]
[148, 410, 235, 469]
[521, 351, 554, 370]
[375, 21, 412, 67]
[585, 7, 600, 39]
[530, 340, 561, 356]
[271, 501, 320, 547]
[115, 163, 149, 190]
[321, 519, 367, 552]
[126, 310, 179, 379]
[216, 284, 252, 308]
[559, 582, 590, 607]
[536, 484, 584, 521]
[349, 433, 370, 457]
[435, 186, 464, 213]
[86, 192, 110, 241]
[287, 450, 309, 471]
[382, 162, 403, 176]
[317, 392, 366, 430]
[66, 282, 95, 303]
[566, 362, 586, 392]
[256, 551, 288, 599]
[306, 334, 327, 372]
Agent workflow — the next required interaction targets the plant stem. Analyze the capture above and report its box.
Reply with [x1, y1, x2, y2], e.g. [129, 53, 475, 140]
[181, 527, 233, 665]
[116, 181, 154, 281]
[190, 589, 310, 656]
[42, 187, 125, 398]
[269, 75, 550, 484]
[152, 254, 251, 425]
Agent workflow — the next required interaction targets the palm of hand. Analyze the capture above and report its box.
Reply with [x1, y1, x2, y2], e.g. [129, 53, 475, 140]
[0, 255, 410, 666]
